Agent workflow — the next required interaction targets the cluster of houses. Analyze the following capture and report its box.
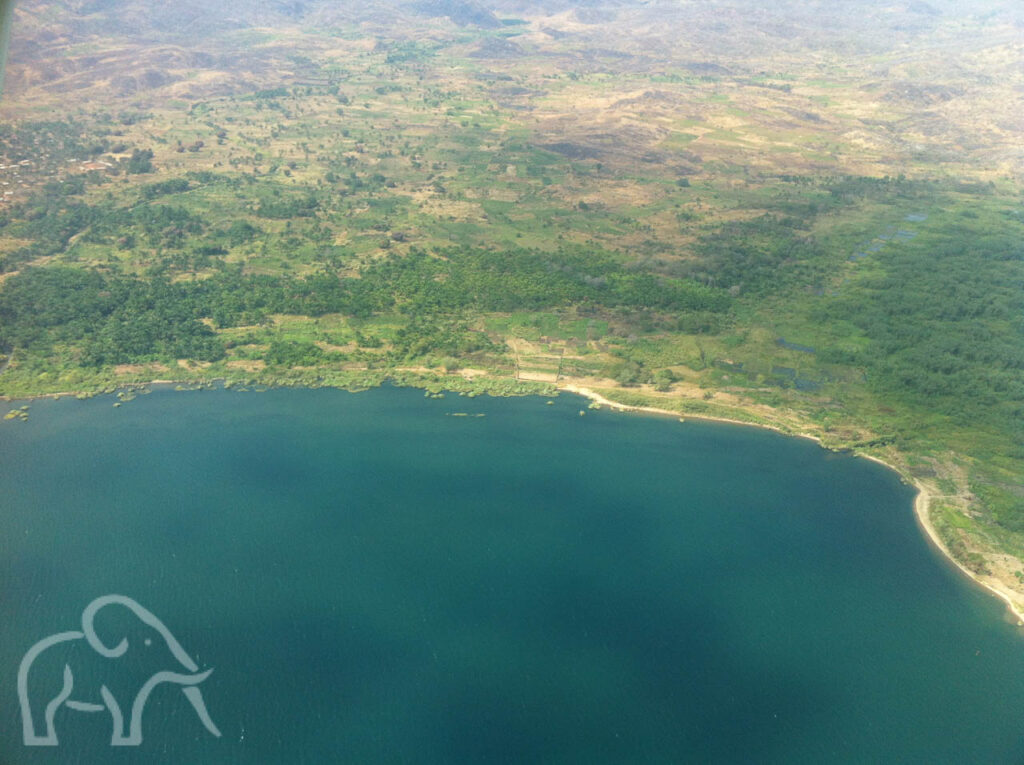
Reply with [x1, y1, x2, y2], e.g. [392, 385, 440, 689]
[0, 156, 118, 207]
[0, 158, 31, 202]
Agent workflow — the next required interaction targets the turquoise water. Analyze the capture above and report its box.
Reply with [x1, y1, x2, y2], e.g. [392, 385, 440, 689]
[0, 386, 1022, 763]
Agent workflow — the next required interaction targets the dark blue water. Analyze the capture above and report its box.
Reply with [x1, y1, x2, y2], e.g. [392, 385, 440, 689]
[0, 386, 1022, 763]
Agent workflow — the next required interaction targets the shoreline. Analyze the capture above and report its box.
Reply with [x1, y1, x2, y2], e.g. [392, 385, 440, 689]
[6, 374, 1024, 627]
[561, 383, 1024, 628]
[909, 476, 1024, 627]
[558, 383, 827, 445]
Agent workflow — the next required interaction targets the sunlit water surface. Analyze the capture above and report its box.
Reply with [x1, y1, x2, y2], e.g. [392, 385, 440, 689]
[0, 386, 1022, 764]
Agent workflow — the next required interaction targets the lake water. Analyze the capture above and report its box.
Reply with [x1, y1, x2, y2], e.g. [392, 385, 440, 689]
[0, 386, 1022, 763]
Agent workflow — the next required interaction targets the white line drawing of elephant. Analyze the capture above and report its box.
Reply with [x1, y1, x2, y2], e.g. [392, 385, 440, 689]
[17, 594, 222, 746]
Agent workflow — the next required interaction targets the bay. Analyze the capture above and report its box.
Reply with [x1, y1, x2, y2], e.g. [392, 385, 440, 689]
[0, 386, 1022, 763]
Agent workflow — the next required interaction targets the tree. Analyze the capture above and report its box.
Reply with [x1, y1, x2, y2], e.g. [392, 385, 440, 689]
[654, 369, 677, 392]
[127, 148, 154, 174]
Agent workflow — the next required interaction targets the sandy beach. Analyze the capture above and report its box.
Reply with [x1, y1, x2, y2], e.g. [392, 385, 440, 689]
[559, 384, 827, 444]
[908, 478, 1024, 626]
